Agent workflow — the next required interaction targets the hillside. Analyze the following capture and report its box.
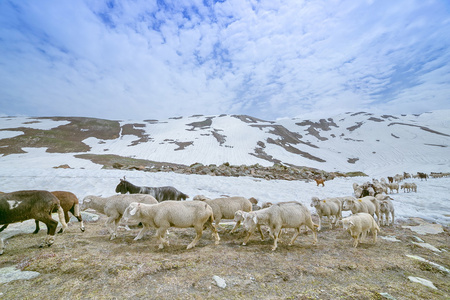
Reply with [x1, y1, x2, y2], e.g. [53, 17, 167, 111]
[0, 111, 449, 177]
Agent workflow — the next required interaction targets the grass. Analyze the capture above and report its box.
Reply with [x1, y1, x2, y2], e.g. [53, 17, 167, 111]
[1, 215, 449, 299]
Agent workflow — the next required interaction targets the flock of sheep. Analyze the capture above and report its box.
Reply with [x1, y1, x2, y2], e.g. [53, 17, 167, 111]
[0, 171, 437, 254]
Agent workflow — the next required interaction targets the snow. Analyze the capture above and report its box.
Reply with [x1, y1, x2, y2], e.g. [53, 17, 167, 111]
[0, 112, 449, 226]
[0, 162, 448, 226]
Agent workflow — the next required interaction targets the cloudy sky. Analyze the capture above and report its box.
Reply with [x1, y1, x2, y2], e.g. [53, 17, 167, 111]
[0, 0, 449, 121]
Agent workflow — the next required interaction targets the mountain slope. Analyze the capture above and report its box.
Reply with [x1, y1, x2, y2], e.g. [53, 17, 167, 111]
[0, 111, 449, 176]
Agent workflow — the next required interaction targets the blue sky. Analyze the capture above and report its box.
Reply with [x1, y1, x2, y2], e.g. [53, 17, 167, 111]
[0, 0, 449, 121]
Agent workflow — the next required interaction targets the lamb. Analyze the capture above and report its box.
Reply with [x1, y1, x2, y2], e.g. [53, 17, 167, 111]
[193, 195, 252, 232]
[342, 196, 380, 224]
[387, 183, 399, 193]
[80, 194, 158, 240]
[234, 210, 266, 243]
[401, 182, 412, 193]
[341, 213, 380, 247]
[379, 199, 395, 226]
[33, 191, 85, 234]
[242, 201, 318, 251]
[0, 190, 68, 253]
[310, 197, 342, 230]
[122, 201, 220, 249]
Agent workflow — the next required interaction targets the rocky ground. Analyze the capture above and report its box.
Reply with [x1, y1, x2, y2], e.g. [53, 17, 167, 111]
[0, 213, 449, 299]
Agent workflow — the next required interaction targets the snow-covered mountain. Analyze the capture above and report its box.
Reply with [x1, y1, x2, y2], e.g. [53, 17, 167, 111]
[0, 110, 449, 176]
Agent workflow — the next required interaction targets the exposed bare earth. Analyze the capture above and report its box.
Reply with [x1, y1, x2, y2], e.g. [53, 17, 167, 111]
[1, 215, 449, 299]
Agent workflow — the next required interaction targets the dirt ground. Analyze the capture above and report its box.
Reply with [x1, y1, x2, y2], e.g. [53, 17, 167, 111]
[0, 215, 449, 300]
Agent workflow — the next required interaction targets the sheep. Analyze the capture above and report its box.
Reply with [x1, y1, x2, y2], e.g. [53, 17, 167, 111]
[341, 213, 380, 247]
[122, 201, 220, 249]
[342, 196, 380, 224]
[401, 182, 412, 192]
[310, 197, 342, 230]
[242, 201, 318, 251]
[33, 191, 85, 234]
[234, 210, 265, 243]
[387, 183, 399, 193]
[80, 194, 158, 240]
[0, 190, 67, 253]
[379, 199, 395, 226]
[410, 183, 417, 192]
[193, 195, 252, 232]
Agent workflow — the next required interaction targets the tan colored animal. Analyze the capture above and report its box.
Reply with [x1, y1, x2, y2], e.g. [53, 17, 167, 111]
[341, 213, 380, 248]
[123, 201, 220, 249]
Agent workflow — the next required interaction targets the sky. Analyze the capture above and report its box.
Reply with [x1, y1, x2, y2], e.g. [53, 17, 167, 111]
[0, 0, 449, 121]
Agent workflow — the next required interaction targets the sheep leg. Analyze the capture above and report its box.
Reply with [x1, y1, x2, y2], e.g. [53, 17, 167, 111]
[271, 226, 282, 251]
[33, 220, 40, 234]
[288, 228, 300, 246]
[0, 224, 8, 233]
[317, 216, 322, 231]
[352, 235, 359, 248]
[372, 229, 378, 244]
[242, 230, 253, 246]
[257, 225, 265, 241]
[134, 223, 150, 241]
[156, 227, 170, 249]
[187, 225, 203, 250]
[230, 220, 240, 233]
[105, 217, 118, 240]
[204, 220, 220, 245]
[390, 212, 395, 226]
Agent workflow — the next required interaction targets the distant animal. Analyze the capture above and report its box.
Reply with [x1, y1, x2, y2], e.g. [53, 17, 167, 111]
[314, 178, 325, 187]
[387, 177, 394, 183]
[33, 191, 85, 234]
[0, 190, 67, 254]
[115, 177, 189, 201]
[417, 172, 428, 181]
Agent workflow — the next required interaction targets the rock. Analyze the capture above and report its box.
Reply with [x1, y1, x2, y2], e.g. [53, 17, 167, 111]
[53, 164, 71, 169]
[412, 242, 442, 253]
[380, 236, 401, 242]
[213, 275, 227, 288]
[408, 276, 437, 290]
[406, 255, 450, 274]
[379, 292, 397, 300]
[402, 218, 444, 235]
[0, 267, 40, 284]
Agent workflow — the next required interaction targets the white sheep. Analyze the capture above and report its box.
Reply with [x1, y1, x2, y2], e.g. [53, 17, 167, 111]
[341, 213, 380, 247]
[379, 199, 395, 226]
[234, 210, 265, 243]
[387, 183, 399, 194]
[410, 183, 417, 192]
[310, 197, 342, 230]
[81, 194, 158, 240]
[122, 201, 220, 249]
[242, 201, 318, 251]
[401, 182, 412, 193]
[335, 196, 357, 212]
[193, 195, 252, 232]
[342, 196, 380, 224]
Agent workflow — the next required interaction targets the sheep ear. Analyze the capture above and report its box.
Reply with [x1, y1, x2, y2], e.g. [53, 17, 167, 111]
[349, 221, 354, 227]
[252, 215, 258, 224]
[129, 203, 140, 216]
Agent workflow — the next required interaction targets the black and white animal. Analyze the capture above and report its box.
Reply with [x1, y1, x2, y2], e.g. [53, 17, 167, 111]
[115, 178, 189, 201]
[0, 190, 68, 254]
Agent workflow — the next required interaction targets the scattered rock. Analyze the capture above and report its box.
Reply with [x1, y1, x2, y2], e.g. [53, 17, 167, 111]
[406, 255, 450, 274]
[402, 218, 444, 235]
[380, 236, 401, 242]
[408, 276, 437, 290]
[0, 267, 40, 284]
[213, 275, 227, 288]
[412, 242, 442, 253]
[379, 292, 397, 300]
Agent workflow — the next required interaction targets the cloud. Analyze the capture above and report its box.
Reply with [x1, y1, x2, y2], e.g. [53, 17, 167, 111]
[0, 0, 449, 120]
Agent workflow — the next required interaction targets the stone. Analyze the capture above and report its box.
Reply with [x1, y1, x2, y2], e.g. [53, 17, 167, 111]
[213, 275, 227, 288]
[408, 276, 437, 290]
[0, 267, 40, 284]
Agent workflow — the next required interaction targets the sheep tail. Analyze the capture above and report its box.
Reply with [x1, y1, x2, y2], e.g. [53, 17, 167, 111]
[57, 205, 68, 233]
[74, 203, 81, 217]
